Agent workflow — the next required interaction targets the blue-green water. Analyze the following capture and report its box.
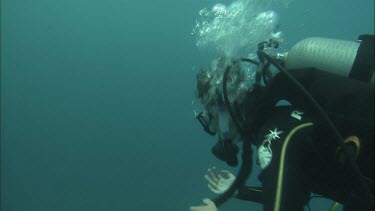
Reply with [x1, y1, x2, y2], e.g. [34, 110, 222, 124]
[1, 0, 373, 210]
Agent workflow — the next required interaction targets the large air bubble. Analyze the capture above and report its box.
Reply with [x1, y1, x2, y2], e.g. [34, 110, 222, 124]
[193, 0, 285, 57]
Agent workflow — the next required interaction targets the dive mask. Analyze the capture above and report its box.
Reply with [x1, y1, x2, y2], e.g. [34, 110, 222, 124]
[195, 106, 234, 137]
[196, 112, 216, 136]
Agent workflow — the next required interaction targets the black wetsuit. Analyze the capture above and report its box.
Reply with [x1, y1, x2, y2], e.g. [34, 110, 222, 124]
[234, 68, 374, 211]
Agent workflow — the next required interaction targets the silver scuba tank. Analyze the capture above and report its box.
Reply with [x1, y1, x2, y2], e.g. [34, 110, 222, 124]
[282, 36, 374, 84]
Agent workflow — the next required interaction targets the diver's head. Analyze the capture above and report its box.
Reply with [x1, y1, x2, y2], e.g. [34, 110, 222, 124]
[195, 54, 249, 166]
[196, 104, 242, 167]
[205, 105, 241, 167]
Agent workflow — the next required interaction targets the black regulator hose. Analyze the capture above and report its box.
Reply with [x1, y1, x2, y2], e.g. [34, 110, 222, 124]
[257, 50, 374, 208]
[240, 57, 260, 65]
[211, 65, 254, 207]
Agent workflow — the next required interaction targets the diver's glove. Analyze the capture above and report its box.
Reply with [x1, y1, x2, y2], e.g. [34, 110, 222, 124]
[204, 167, 236, 195]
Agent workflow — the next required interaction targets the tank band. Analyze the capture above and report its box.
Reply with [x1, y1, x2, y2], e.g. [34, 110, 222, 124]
[349, 34, 374, 82]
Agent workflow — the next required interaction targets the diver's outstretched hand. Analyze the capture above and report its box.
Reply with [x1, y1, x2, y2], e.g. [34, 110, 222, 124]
[205, 167, 236, 195]
[189, 198, 218, 211]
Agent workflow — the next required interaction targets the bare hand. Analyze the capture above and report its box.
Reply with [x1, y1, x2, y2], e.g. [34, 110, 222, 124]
[205, 167, 236, 195]
[189, 198, 218, 211]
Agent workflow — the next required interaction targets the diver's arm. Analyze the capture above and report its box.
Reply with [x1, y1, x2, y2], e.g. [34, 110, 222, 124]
[235, 186, 263, 203]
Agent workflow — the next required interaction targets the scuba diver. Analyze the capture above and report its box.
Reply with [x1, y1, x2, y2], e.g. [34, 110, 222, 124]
[190, 34, 374, 211]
